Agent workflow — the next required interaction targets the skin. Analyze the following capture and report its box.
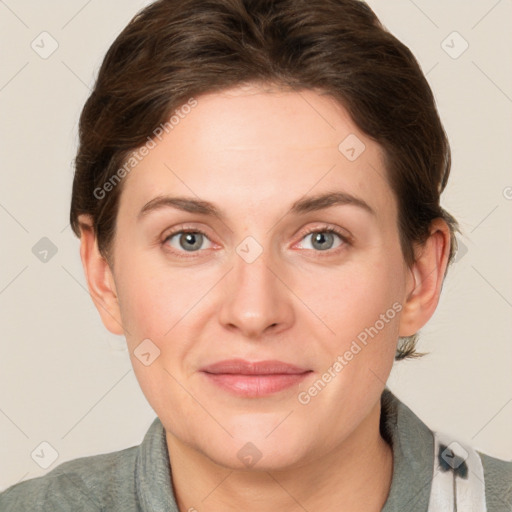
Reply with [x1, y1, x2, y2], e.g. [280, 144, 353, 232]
[78, 83, 451, 512]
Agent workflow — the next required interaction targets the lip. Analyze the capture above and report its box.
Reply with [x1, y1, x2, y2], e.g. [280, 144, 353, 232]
[200, 359, 310, 375]
[200, 359, 312, 397]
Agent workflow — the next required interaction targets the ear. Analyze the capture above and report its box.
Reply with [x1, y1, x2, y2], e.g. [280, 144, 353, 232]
[399, 218, 452, 337]
[77, 214, 124, 335]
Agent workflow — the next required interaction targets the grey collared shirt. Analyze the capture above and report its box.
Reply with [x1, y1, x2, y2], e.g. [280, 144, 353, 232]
[1, 388, 510, 511]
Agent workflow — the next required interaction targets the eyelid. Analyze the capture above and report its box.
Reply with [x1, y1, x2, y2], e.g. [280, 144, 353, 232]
[161, 223, 213, 242]
[294, 223, 352, 244]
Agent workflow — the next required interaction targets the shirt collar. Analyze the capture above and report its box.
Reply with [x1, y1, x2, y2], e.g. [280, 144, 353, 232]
[135, 416, 179, 511]
[381, 387, 434, 511]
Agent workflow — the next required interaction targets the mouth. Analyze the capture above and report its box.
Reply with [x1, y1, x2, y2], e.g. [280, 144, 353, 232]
[199, 359, 313, 397]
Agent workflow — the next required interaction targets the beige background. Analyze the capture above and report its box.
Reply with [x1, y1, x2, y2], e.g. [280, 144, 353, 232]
[1, 0, 511, 490]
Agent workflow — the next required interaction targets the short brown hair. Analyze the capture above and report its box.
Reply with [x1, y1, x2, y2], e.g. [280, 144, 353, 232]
[70, 0, 458, 359]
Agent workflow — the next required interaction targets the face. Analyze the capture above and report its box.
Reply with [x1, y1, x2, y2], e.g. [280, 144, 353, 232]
[102, 84, 413, 469]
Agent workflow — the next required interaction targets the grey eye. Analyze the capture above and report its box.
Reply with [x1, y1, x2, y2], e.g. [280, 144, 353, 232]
[166, 232, 211, 252]
[300, 231, 343, 251]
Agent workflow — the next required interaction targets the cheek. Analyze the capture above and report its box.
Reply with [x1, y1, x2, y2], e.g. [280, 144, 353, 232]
[298, 252, 405, 341]
[114, 254, 218, 354]
[293, 256, 403, 419]
[113, 252, 177, 341]
[117, 276, 171, 342]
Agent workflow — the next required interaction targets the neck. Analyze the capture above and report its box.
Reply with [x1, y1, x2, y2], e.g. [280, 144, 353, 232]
[166, 398, 393, 512]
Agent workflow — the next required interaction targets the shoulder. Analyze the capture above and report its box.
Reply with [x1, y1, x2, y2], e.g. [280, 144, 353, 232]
[381, 389, 512, 510]
[479, 450, 512, 510]
[0, 445, 138, 512]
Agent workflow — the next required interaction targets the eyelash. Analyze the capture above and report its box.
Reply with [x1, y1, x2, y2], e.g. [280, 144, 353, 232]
[161, 225, 351, 259]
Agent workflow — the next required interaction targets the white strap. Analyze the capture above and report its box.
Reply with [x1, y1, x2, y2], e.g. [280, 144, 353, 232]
[428, 431, 487, 512]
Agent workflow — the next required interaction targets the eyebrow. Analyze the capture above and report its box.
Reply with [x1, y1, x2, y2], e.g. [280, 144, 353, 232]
[137, 191, 375, 221]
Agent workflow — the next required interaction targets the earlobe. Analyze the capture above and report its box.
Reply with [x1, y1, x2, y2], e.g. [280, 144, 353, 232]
[78, 215, 125, 335]
[398, 219, 451, 337]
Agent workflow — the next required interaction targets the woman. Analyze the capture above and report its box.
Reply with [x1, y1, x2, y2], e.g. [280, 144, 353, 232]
[1, 0, 510, 510]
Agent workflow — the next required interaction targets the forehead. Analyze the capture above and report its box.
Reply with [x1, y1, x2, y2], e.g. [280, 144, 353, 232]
[118, 85, 396, 225]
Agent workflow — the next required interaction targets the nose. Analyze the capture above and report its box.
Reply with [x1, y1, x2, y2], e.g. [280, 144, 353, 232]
[218, 244, 294, 339]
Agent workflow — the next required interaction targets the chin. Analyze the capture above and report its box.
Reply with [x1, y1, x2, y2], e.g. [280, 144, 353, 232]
[196, 426, 314, 472]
